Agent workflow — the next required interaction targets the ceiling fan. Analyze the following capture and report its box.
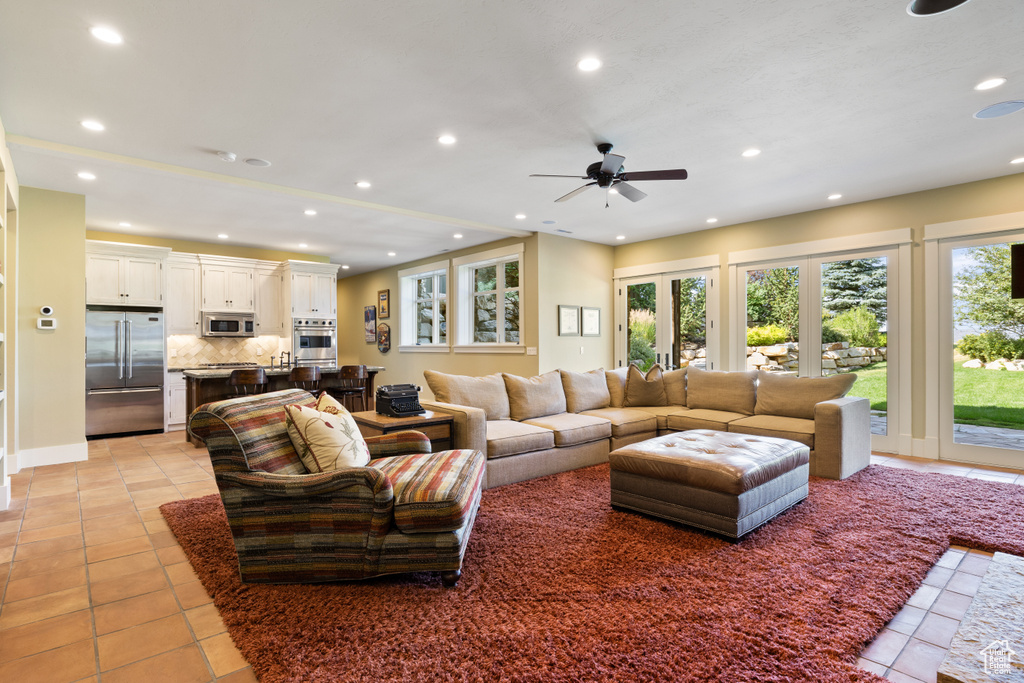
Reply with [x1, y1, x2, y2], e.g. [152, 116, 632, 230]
[530, 143, 688, 205]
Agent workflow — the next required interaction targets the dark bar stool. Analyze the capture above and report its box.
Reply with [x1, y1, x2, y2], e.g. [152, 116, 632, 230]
[289, 366, 321, 392]
[229, 368, 268, 396]
[332, 365, 368, 412]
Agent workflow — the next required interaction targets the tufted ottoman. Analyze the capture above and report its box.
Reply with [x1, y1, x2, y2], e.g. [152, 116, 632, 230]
[609, 429, 809, 538]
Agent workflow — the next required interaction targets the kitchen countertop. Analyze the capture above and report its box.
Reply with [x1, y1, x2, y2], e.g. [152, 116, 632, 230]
[180, 365, 384, 379]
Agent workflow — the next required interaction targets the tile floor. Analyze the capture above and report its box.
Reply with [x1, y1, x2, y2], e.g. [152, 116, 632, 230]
[0, 436, 1021, 682]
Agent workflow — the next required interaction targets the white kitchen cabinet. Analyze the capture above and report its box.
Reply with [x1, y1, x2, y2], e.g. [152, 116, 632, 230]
[285, 261, 338, 318]
[166, 371, 187, 431]
[165, 254, 201, 334]
[86, 241, 170, 306]
[255, 263, 285, 335]
[201, 261, 254, 311]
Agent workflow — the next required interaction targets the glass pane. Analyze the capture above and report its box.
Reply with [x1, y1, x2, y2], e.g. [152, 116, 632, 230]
[474, 293, 497, 342]
[505, 260, 520, 288]
[439, 299, 447, 344]
[745, 267, 799, 373]
[951, 242, 1024, 449]
[504, 291, 520, 343]
[627, 282, 656, 371]
[439, 274, 446, 296]
[416, 301, 433, 344]
[821, 257, 888, 436]
[416, 276, 432, 299]
[671, 276, 706, 370]
[475, 265, 496, 292]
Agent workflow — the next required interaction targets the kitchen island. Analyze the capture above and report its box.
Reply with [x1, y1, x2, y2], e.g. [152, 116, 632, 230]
[183, 365, 384, 445]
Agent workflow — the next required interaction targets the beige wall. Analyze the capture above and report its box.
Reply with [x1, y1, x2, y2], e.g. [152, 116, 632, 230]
[85, 230, 327, 263]
[19, 187, 86, 452]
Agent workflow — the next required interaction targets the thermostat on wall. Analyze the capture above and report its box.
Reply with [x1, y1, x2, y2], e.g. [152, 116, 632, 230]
[37, 318, 57, 330]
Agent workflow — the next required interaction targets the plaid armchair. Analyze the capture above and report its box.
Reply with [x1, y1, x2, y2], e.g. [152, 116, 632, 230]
[188, 389, 484, 586]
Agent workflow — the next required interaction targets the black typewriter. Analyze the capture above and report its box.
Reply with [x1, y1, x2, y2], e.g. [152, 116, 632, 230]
[375, 384, 425, 417]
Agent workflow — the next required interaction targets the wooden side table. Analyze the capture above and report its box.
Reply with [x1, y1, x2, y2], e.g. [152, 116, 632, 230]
[351, 410, 455, 452]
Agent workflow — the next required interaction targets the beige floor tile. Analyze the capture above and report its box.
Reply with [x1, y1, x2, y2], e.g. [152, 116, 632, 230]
[0, 610, 93, 664]
[17, 521, 82, 545]
[215, 667, 258, 683]
[93, 588, 182, 636]
[0, 586, 91, 630]
[184, 603, 227, 640]
[85, 535, 155, 564]
[97, 613, 194, 671]
[83, 523, 148, 547]
[200, 632, 249, 677]
[89, 567, 171, 605]
[4, 565, 88, 602]
[101, 645, 212, 683]
[11, 534, 83, 561]
[10, 548, 86, 581]
[174, 580, 213, 609]
[165, 561, 200, 586]
[88, 551, 162, 583]
[156, 544, 189, 566]
[0, 638, 96, 683]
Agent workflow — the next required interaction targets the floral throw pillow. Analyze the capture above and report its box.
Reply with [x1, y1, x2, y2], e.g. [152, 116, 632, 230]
[285, 401, 370, 473]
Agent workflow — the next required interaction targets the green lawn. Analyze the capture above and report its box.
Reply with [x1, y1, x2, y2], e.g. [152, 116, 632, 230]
[846, 360, 1024, 429]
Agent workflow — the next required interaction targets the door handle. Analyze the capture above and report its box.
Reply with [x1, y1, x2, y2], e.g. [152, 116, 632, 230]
[116, 320, 124, 379]
[126, 320, 133, 379]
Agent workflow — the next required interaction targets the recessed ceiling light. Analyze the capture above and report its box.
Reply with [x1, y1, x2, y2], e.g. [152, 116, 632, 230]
[90, 26, 123, 44]
[515, 214, 526, 220]
[244, 158, 271, 167]
[742, 148, 761, 158]
[355, 181, 371, 189]
[706, 218, 718, 224]
[453, 233, 463, 239]
[341, 265, 350, 270]
[975, 77, 1007, 91]
[828, 193, 843, 200]
[387, 251, 396, 257]
[218, 234, 229, 239]
[577, 57, 602, 72]
[81, 119, 105, 132]
[438, 134, 456, 145]
[1012, 157, 1024, 164]
[974, 101, 1024, 119]
[77, 171, 96, 180]
[119, 222, 131, 227]
[304, 209, 317, 216]
[616, 235, 626, 240]
[299, 243, 308, 248]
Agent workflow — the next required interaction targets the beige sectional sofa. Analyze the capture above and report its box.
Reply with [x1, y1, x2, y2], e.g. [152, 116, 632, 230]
[422, 365, 870, 489]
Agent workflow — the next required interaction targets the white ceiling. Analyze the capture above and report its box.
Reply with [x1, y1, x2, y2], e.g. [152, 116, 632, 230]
[1, 1, 1022, 276]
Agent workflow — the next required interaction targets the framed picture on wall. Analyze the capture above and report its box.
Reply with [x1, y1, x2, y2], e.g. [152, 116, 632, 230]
[378, 289, 390, 319]
[558, 305, 580, 336]
[364, 306, 377, 342]
[377, 323, 391, 353]
[581, 307, 601, 337]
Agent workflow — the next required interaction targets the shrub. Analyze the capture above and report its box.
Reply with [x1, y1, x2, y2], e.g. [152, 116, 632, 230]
[821, 321, 848, 344]
[957, 331, 1024, 362]
[628, 336, 656, 372]
[628, 309, 656, 371]
[746, 324, 790, 346]
[830, 306, 881, 347]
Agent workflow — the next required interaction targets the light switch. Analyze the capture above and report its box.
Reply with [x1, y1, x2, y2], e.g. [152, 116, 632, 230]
[526, 347, 537, 356]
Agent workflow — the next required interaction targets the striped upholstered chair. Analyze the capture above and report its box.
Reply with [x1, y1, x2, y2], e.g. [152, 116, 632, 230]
[188, 389, 485, 587]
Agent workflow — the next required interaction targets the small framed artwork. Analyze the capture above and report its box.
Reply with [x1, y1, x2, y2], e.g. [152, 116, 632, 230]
[558, 305, 580, 336]
[377, 322, 391, 353]
[581, 307, 601, 337]
[364, 306, 377, 343]
[378, 289, 390, 319]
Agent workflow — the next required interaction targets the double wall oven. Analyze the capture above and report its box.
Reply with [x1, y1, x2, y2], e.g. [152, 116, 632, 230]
[293, 318, 337, 367]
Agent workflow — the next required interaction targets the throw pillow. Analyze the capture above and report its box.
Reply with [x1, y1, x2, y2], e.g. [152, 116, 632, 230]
[315, 391, 349, 415]
[754, 370, 858, 420]
[663, 366, 687, 406]
[624, 364, 667, 407]
[686, 366, 758, 415]
[423, 370, 511, 420]
[605, 367, 629, 407]
[559, 368, 611, 413]
[502, 371, 568, 421]
[285, 403, 371, 473]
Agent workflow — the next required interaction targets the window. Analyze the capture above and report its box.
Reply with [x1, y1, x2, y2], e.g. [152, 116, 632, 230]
[398, 260, 449, 351]
[454, 244, 524, 351]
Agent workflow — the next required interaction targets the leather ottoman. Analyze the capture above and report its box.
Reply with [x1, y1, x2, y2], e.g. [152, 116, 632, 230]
[609, 429, 809, 538]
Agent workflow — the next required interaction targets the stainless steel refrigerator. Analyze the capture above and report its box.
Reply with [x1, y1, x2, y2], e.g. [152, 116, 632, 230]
[86, 309, 165, 437]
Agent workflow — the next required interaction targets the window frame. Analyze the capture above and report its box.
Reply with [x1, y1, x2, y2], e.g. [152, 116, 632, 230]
[453, 243, 526, 353]
[397, 260, 451, 353]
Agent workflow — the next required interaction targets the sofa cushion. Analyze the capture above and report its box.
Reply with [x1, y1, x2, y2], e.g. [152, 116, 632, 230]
[503, 371, 567, 421]
[486, 420, 556, 458]
[579, 407, 658, 438]
[374, 449, 485, 533]
[628, 405, 690, 430]
[606, 367, 629, 407]
[559, 368, 611, 413]
[729, 414, 815, 450]
[424, 370, 510, 421]
[624, 364, 667, 407]
[284, 403, 371, 472]
[754, 370, 857, 420]
[686, 366, 758, 415]
[523, 412, 612, 447]
[666, 408, 748, 432]
[664, 367, 687, 406]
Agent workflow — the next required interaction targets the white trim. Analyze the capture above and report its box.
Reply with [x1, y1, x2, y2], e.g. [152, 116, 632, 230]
[897, 242, 914, 455]
[18, 441, 88, 469]
[453, 344, 526, 354]
[86, 239, 171, 259]
[613, 254, 719, 279]
[912, 438, 939, 460]
[923, 210, 1024, 241]
[0, 481, 9, 510]
[727, 228, 912, 265]
[451, 242, 524, 268]
[398, 259, 449, 279]
[398, 345, 451, 353]
[924, 238, 940, 455]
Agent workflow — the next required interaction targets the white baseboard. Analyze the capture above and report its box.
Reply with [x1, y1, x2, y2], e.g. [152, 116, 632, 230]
[17, 441, 89, 469]
[0, 480, 10, 511]
[912, 437, 939, 460]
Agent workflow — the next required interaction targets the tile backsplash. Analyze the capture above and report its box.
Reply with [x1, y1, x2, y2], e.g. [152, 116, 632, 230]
[168, 335, 282, 367]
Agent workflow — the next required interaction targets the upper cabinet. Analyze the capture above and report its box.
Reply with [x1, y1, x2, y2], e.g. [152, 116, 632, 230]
[165, 253, 201, 334]
[254, 263, 285, 335]
[85, 241, 171, 306]
[284, 261, 338, 318]
[200, 257, 254, 311]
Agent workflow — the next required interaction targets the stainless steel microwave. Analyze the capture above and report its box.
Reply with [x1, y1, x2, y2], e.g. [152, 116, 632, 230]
[202, 312, 255, 338]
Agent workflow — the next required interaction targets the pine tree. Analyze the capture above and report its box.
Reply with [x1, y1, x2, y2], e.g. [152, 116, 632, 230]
[822, 258, 887, 323]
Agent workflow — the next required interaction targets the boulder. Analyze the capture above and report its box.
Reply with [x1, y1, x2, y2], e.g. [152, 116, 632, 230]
[748, 352, 768, 366]
[822, 359, 837, 369]
[962, 359, 983, 369]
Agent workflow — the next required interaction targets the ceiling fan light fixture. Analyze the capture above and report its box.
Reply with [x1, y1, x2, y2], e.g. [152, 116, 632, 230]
[907, 0, 972, 15]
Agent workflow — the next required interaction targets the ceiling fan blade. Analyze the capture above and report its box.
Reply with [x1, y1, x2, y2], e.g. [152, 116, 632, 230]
[613, 181, 647, 202]
[619, 169, 688, 181]
[554, 183, 597, 203]
[530, 174, 588, 178]
[600, 153, 625, 175]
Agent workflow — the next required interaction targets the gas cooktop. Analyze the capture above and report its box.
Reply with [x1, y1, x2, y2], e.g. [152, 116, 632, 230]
[200, 362, 259, 369]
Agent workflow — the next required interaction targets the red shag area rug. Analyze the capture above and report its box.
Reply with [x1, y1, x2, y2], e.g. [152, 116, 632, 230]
[160, 464, 1024, 682]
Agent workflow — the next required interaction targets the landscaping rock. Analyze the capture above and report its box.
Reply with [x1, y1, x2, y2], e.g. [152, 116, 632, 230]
[963, 359, 984, 369]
